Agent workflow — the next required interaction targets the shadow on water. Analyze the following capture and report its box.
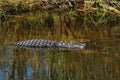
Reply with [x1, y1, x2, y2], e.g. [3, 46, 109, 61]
[0, 11, 120, 80]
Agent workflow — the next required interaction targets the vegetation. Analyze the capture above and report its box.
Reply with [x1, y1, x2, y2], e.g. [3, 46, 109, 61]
[0, 0, 120, 28]
[0, 0, 120, 80]
[0, 1, 119, 38]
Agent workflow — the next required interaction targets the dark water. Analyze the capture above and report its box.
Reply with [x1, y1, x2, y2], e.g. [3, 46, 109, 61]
[0, 12, 120, 80]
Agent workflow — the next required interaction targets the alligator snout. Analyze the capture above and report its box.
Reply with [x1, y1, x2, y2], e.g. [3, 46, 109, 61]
[69, 43, 86, 49]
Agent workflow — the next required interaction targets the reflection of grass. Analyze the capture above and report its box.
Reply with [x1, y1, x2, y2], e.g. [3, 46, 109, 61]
[0, 1, 120, 41]
[1, 10, 119, 40]
[45, 50, 120, 80]
[1, 36, 119, 80]
[7, 49, 119, 80]
[111, 26, 120, 37]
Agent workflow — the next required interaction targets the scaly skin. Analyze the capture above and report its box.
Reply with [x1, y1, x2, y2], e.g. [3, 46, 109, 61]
[14, 39, 86, 50]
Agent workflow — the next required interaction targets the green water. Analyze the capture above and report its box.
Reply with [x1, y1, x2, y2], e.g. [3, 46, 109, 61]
[0, 11, 120, 80]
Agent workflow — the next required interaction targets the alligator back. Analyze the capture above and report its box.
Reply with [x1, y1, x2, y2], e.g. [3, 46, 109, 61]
[14, 39, 86, 50]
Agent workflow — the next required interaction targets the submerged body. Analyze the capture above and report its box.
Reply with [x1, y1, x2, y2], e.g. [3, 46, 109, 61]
[14, 39, 86, 50]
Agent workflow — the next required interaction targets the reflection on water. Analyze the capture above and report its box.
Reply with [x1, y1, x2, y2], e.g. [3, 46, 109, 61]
[0, 12, 120, 80]
[0, 43, 120, 80]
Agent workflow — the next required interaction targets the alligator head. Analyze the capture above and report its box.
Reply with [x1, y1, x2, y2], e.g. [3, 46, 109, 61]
[57, 41, 86, 50]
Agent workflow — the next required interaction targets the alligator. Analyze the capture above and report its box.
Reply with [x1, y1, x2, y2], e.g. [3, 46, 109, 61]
[14, 39, 86, 50]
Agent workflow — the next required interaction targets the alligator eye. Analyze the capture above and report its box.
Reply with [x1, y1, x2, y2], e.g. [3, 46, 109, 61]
[59, 42, 63, 46]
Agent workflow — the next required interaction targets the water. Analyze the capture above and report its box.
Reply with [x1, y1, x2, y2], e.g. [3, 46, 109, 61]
[0, 12, 120, 80]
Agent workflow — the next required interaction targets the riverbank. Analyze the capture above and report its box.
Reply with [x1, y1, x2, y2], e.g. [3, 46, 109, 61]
[0, 0, 120, 15]
[0, 0, 120, 37]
